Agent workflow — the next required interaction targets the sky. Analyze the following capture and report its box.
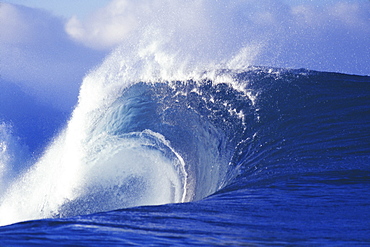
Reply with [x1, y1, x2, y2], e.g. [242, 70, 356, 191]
[2, 0, 340, 19]
[2, 0, 112, 18]
[1, 0, 369, 111]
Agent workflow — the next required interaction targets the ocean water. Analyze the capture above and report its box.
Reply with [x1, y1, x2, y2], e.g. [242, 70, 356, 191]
[0, 63, 369, 245]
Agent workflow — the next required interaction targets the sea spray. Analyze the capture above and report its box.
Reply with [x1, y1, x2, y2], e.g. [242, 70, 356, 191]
[0, 123, 30, 196]
[0, 0, 261, 226]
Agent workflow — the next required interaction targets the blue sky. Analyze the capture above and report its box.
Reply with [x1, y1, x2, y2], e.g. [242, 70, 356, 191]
[1, 0, 369, 110]
[3, 0, 343, 18]
[2, 0, 111, 18]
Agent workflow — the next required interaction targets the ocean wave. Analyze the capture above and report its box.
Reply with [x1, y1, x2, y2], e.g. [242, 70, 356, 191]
[1, 66, 369, 227]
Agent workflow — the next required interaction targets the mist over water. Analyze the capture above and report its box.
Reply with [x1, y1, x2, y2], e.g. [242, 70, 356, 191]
[66, 0, 370, 74]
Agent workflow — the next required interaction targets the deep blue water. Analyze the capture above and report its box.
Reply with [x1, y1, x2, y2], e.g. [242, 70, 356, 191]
[0, 67, 369, 246]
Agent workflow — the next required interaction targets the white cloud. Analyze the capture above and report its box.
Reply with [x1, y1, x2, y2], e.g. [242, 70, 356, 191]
[0, 4, 32, 44]
[0, 3, 106, 110]
[65, 0, 139, 50]
[64, 0, 212, 50]
[65, 0, 138, 49]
